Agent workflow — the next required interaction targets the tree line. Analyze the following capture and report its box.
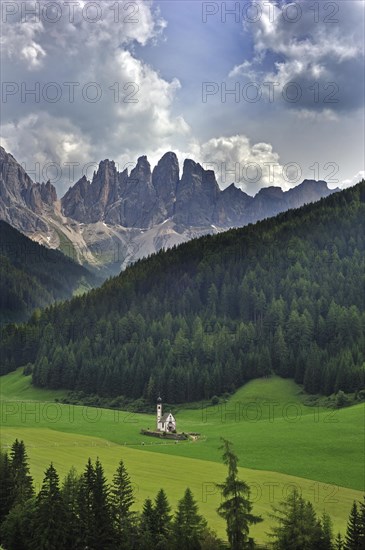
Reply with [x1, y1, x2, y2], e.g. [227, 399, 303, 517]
[1, 182, 364, 402]
[0, 439, 364, 550]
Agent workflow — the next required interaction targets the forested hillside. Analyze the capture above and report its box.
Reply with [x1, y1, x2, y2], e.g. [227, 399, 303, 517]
[1, 182, 364, 402]
[0, 221, 97, 323]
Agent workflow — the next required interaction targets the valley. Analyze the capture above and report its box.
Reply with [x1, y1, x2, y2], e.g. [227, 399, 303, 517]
[1, 1, 364, 547]
[0, 369, 363, 544]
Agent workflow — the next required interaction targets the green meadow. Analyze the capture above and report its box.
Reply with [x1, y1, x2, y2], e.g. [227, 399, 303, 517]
[1, 369, 364, 543]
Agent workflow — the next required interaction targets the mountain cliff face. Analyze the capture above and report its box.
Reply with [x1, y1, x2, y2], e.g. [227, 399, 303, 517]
[152, 151, 180, 220]
[60, 152, 335, 229]
[0, 147, 57, 232]
[0, 145, 338, 277]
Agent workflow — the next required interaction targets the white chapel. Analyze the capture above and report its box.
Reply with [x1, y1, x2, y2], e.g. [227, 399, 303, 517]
[156, 396, 176, 432]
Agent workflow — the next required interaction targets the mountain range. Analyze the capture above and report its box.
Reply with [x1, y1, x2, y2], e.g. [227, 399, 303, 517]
[0, 146, 338, 276]
[2, 181, 363, 401]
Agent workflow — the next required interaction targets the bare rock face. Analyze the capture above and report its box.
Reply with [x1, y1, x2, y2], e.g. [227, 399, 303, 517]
[246, 186, 286, 222]
[213, 183, 252, 226]
[152, 152, 180, 220]
[62, 175, 90, 220]
[174, 159, 220, 226]
[285, 179, 335, 208]
[0, 146, 56, 232]
[62, 156, 161, 228]
[60, 152, 338, 232]
[39, 180, 58, 205]
[85, 160, 120, 223]
[62, 160, 121, 224]
[0, 144, 340, 276]
[120, 156, 159, 228]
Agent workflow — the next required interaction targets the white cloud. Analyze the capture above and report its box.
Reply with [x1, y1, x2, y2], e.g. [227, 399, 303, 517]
[233, 0, 365, 114]
[191, 135, 287, 194]
[0, 0, 189, 193]
[229, 60, 253, 79]
[341, 171, 365, 189]
[294, 109, 338, 122]
[2, 0, 363, 199]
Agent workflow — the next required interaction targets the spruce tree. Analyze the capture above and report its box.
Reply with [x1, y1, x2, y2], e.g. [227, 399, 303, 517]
[359, 497, 365, 545]
[139, 498, 156, 549]
[33, 463, 67, 550]
[172, 488, 207, 549]
[320, 512, 334, 550]
[216, 438, 262, 550]
[61, 467, 82, 550]
[94, 458, 113, 549]
[110, 459, 137, 549]
[335, 533, 345, 549]
[77, 457, 114, 550]
[93, 458, 114, 549]
[0, 450, 14, 523]
[77, 458, 96, 549]
[345, 501, 362, 549]
[154, 488, 172, 548]
[270, 488, 319, 550]
[9, 439, 34, 505]
[0, 501, 36, 550]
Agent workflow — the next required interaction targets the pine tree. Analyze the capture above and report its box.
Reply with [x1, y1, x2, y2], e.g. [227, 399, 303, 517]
[139, 498, 156, 549]
[172, 488, 207, 549]
[0, 501, 36, 550]
[0, 450, 14, 523]
[33, 463, 67, 550]
[216, 438, 262, 550]
[61, 467, 82, 550]
[77, 458, 96, 549]
[77, 457, 114, 550]
[10, 439, 34, 505]
[270, 488, 320, 550]
[320, 512, 334, 550]
[154, 488, 172, 548]
[93, 458, 114, 549]
[345, 501, 362, 549]
[110, 459, 137, 549]
[359, 497, 365, 545]
[335, 532, 345, 549]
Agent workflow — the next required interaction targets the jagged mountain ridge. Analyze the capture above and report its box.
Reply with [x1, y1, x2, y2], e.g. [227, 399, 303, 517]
[61, 151, 335, 228]
[0, 146, 338, 276]
[0, 147, 57, 233]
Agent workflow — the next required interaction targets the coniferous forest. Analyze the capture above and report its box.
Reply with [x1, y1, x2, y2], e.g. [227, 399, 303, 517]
[1, 182, 364, 403]
[0, 221, 97, 323]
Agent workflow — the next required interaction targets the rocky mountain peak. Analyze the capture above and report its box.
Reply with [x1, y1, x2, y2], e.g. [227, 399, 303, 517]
[0, 145, 341, 274]
[174, 159, 221, 227]
[256, 186, 285, 198]
[39, 180, 58, 205]
[152, 152, 179, 219]
[182, 158, 200, 176]
[301, 179, 328, 188]
[62, 175, 90, 220]
[0, 147, 53, 231]
[130, 155, 152, 184]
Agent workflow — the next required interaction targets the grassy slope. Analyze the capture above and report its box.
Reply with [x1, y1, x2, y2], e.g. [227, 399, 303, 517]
[1, 370, 363, 542]
[1, 371, 362, 490]
[1, 426, 361, 543]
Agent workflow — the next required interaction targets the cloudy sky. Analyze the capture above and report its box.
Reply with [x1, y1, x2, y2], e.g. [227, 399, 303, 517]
[1, 0, 364, 196]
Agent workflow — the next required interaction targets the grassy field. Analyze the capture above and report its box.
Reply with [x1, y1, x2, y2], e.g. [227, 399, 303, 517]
[1, 369, 364, 543]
